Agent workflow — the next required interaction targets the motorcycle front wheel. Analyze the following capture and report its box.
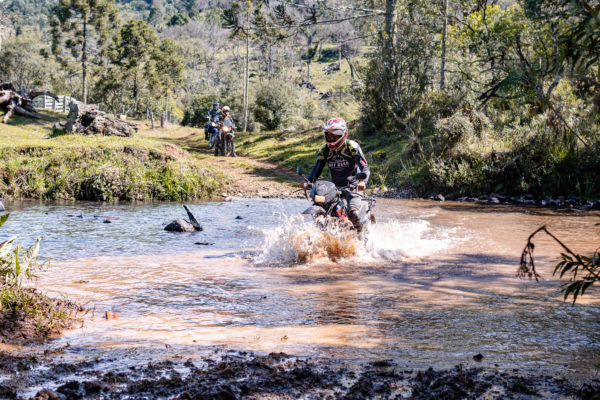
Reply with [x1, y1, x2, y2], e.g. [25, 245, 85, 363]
[224, 135, 235, 157]
[208, 132, 217, 149]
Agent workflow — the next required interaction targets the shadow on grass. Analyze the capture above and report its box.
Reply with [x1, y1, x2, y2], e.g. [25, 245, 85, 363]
[3, 110, 63, 127]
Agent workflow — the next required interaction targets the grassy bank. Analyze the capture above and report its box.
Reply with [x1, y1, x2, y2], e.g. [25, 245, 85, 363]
[0, 112, 225, 201]
[236, 114, 600, 200]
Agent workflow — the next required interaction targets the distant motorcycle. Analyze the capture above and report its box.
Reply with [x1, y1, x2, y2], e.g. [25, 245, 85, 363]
[206, 115, 221, 150]
[214, 116, 236, 157]
[297, 167, 376, 232]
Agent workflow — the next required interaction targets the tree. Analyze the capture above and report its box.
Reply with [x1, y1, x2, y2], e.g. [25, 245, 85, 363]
[109, 19, 159, 117]
[49, 0, 120, 104]
[148, 38, 185, 127]
[147, 0, 164, 27]
[0, 34, 52, 90]
[223, 0, 256, 132]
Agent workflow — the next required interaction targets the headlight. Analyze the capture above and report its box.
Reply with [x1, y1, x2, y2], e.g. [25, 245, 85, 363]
[314, 195, 326, 203]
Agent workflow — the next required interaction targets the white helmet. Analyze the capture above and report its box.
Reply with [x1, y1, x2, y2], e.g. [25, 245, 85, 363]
[222, 106, 231, 114]
[322, 117, 348, 150]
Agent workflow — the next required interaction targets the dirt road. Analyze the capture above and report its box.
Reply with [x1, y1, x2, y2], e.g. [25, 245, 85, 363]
[150, 127, 303, 199]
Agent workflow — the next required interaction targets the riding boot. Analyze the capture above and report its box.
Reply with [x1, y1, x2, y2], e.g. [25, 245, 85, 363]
[348, 209, 362, 233]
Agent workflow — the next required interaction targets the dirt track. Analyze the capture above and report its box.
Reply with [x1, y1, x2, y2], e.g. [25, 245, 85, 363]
[203, 156, 302, 199]
[155, 127, 303, 199]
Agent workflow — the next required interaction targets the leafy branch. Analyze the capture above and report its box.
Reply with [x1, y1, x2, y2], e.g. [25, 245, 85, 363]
[519, 225, 600, 304]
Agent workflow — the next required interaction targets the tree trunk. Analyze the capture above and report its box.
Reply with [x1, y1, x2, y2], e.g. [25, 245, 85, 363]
[268, 43, 273, 76]
[151, 110, 155, 129]
[338, 44, 342, 70]
[344, 54, 356, 79]
[162, 85, 168, 128]
[384, 0, 396, 55]
[82, 17, 88, 104]
[133, 75, 138, 118]
[440, 0, 448, 90]
[307, 62, 311, 83]
[243, 10, 250, 132]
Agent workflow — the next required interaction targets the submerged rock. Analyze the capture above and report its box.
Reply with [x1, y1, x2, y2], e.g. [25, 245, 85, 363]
[31, 388, 64, 400]
[164, 219, 196, 232]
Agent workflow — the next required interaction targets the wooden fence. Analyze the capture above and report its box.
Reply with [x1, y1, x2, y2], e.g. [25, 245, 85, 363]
[32, 95, 76, 113]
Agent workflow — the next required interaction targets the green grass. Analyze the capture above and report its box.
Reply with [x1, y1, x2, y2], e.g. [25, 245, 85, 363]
[0, 111, 225, 201]
[236, 127, 324, 174]
[234, 121, 416, 192]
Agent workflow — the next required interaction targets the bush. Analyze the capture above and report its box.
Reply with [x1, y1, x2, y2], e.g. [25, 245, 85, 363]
[182, 95, 215, 127]
[252, 79, 299, 130]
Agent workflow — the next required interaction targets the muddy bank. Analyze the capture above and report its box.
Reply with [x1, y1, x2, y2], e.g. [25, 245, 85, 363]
[1, 350, 597, 399]
[374, 188, 600, 212]
[0, 288, 83, 345]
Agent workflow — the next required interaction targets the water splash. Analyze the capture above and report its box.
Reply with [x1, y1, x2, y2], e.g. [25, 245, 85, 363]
[361, 219, 457, 262]
[254, 214, 458, 266]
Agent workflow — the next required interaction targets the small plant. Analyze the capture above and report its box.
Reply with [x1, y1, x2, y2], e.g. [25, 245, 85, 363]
[518, 225, 599, 304]
[0, 214, 42, 289]
[0, 213, 80, 341]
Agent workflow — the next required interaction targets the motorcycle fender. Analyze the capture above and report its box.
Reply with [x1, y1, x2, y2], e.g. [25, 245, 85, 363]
[302, 205, 326, 217]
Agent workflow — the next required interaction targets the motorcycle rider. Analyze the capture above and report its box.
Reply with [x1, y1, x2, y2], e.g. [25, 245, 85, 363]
[219, 106, 237, 157]
[205, 102, 222, 140]
[300, 117, 370, 232]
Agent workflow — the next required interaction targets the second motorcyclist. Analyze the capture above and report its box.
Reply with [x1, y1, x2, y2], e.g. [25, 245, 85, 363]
[205, 102, 222, 140]
[300, 117, 370, 232]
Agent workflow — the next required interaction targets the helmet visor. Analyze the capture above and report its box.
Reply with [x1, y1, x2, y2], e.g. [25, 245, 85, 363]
[325, 129, 344, 142]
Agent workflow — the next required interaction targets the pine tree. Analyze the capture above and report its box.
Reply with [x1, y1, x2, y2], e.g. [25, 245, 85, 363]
[109, 19, 159, 117]
[49, 0, 120, 104]
[147, 38, 185, 127]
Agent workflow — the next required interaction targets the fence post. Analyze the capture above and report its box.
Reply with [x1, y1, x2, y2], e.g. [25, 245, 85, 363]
[63, 96, 67, 112]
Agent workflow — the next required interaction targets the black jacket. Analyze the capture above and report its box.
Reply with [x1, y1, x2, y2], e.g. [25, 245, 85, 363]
[307, 140, 370, 187]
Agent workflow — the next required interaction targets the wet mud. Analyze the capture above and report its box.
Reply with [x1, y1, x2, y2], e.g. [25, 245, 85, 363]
[1, 350, 597, 399]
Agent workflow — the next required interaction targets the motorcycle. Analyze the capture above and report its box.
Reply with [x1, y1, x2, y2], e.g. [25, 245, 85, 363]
[297, 167, 376, 233]
[206, 115, 221, 150]
[219, 117, 236, 157]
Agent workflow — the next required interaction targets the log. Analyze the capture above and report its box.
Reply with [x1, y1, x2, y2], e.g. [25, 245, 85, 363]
[0, 82, 16, 91]
[183, 205, 203, 231]
[0, 83, 59, 123]
[61, 101, 137, 137]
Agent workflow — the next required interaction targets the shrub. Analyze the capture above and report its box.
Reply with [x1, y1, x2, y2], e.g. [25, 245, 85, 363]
[182, 95, 215, 127]
[252, 79, 299, 130]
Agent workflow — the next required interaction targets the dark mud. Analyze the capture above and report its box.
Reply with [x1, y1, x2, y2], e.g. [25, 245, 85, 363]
[1, 350, 598, 399]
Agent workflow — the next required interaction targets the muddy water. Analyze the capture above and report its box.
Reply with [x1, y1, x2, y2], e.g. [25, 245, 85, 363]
[3, 199, 600, 380]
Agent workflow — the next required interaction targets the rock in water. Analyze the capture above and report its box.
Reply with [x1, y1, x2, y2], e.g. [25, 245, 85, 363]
[164, 219, 196, 232]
